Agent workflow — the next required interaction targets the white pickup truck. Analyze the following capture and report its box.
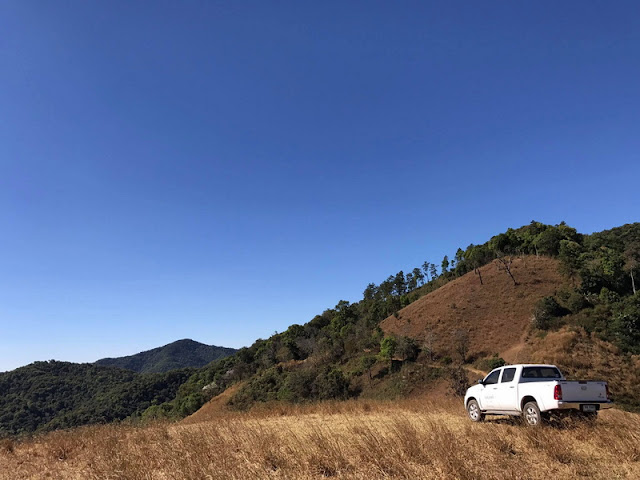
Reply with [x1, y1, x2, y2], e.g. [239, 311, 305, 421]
[464, 364, 612, 425]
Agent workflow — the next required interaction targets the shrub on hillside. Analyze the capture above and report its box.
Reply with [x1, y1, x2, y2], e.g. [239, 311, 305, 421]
[532, 296, 569, 330]
[599, 287, 622, 305]
[378, 337, 397, 364]
[278, 369, 316, 402]
[312, 367, 351, 401]
[612, 295, 640, 354]
[476, 356, 506, 372]
[566, 291, 591, 313]
[448, 367, 470, 397]
[396, 336, 420, 362]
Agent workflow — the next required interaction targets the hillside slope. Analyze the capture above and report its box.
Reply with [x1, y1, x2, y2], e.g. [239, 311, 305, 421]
[95, 339, 237, 373]
[381, 256, 568, 361]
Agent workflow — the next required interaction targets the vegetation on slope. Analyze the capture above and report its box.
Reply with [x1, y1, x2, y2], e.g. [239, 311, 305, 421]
[381, 255, 568, 359]
[155, 221, 640, 419]
[95, 339, 237, 373]
[0, 361, 194, 436]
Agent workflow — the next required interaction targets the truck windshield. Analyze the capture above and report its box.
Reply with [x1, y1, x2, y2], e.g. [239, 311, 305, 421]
[520, 367, 562, 380]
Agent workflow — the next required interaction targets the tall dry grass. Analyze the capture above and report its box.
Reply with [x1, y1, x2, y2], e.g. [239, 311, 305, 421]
[1, 397, 639, 479]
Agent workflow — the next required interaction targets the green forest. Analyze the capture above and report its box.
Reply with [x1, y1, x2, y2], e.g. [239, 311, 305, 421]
[0, 361, 194, 436]
[2, 221, 638, 435]
[95, 339, 236, 373]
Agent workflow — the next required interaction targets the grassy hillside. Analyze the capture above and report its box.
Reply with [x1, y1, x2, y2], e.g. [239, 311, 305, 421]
[95, 339, 237, 373]
[0, 361, 194, 436]
[166, 221, 638, 418]
[3, 398, 639, 479]
[381, 256, 568, 360]
[3, 221, 638, 435]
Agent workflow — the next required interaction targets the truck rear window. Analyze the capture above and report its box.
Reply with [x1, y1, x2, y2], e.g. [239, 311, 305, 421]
[521, 367, 562, 380]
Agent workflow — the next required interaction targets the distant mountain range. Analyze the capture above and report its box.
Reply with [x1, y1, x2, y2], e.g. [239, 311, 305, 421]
[95, 339, 237, 373]
[0, 339, 237, 436]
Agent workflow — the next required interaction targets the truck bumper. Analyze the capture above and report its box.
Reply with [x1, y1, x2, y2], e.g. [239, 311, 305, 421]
[556, 401, 613, 410]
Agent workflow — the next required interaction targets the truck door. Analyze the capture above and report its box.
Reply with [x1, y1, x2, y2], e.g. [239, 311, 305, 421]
[480, 369, 502, 410]
[494, 367, 518, 411]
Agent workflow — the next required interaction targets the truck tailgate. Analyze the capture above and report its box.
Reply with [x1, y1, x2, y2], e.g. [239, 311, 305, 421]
[559, 381, 608, 402]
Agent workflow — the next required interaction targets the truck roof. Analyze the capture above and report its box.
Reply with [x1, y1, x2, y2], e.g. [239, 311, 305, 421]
[489, 364, 558, 371]
[504, 364, 557, 368]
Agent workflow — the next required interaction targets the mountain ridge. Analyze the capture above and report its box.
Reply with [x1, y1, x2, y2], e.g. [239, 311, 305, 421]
[95, 339, 237, 373]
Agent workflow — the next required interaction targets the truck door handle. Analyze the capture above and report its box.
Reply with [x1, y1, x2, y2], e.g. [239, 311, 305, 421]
[509, 386, 515, 389]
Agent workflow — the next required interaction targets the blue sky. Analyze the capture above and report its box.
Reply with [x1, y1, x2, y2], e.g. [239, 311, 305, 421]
[1, 1, 639, 372]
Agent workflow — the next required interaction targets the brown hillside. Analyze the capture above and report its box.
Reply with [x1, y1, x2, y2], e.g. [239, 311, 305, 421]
[182, 383, 243, 424]
[381, 256, 568, 361]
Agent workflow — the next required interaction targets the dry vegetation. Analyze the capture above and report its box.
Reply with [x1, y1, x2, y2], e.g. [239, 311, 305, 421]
[520, 327, 640, 410]
[2, 397, 639, 480]
[381, 256, 568, 362]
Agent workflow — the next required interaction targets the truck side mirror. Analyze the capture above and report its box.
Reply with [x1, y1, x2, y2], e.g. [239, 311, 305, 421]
[477, 379, 484, 385]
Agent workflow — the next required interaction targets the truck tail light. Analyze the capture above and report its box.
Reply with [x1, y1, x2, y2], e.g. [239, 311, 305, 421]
[554, 384, 563, 401]
[605, 383, 610, 399]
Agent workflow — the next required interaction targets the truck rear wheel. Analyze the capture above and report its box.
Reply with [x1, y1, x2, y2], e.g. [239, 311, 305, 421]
[523, 401, 542, 426]
[467, 399, 484, 422]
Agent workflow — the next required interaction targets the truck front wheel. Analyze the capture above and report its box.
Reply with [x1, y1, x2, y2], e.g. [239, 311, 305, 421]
[467, 399, 484, 422]
[523, 401, 542, 426]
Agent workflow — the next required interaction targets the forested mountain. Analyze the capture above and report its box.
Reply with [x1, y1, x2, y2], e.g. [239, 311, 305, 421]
[2, 222, 638, 435]
[95, 339, 237, 373]
[0, 361, 194, 436]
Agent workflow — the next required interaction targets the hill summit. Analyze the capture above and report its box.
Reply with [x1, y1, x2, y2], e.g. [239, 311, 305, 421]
[95, 339, 237, 373]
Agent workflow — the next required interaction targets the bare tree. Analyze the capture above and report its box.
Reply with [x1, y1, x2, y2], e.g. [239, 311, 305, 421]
[495, 255, 518, 286]
[454, 329, 470, 363]
[422, 330, 437, 361]
[474, 266, 483, 285]
[467, 246, 485, 285]
[624, 243, 639, 295]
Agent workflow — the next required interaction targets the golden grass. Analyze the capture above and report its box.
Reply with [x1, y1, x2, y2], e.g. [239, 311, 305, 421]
[2, 397, 639, 479]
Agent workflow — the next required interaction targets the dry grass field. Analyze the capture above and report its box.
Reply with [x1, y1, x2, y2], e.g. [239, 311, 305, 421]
[2, 396, 639, 480]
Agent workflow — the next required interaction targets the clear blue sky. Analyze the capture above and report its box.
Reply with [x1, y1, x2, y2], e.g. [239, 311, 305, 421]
[1, 1, 639, 372]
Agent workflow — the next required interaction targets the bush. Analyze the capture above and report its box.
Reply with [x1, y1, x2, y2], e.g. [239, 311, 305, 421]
[378, 337, 397, 363]
[565, 291, 590, 313]
[441, 356, 453, 365]
[312, 367, 350, 401]
[533, 296, 569, 330]
[612, 295, 640, 354]
[448, 367, 469, 397]
[476, 356, 506, 372]
[599, 287, 621, 305]
[396, 336, 420, 362]
[278, 369, 316, 402]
